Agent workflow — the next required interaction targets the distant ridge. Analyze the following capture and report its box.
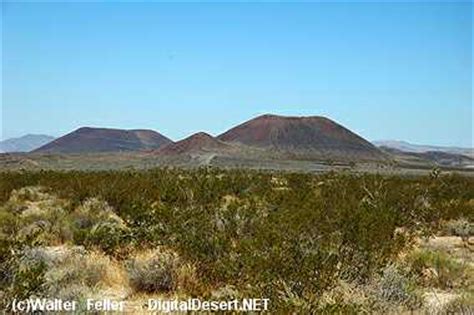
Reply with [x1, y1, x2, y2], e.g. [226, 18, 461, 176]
[0, 134, 55, 153]
[34, 127, 172, 153]
[373, 140, 473, 157]
[380, 146, 474, 168]
[158, 132, 231, 155]
[217, 114, 385, 161]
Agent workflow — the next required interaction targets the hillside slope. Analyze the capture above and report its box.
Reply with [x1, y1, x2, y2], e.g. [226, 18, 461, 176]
[218, 114, 385, 161]
[34, 127, 172, 153]
[158, 132, 231, 155]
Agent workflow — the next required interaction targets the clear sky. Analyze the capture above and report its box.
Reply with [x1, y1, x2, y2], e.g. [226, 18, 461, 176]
[1, 1, 472, 146]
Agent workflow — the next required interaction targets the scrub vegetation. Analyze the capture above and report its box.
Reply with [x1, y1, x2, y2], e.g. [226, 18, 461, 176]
[0, 168, 472, 312]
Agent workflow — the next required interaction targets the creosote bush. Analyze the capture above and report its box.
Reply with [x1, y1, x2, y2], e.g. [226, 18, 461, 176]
[71, 197, 131, 255]
[0, 168, 472, 311]
[0, 186, 72, 245]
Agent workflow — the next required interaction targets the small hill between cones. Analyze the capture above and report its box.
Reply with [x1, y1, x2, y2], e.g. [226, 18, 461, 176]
[158, 132, 232, 155]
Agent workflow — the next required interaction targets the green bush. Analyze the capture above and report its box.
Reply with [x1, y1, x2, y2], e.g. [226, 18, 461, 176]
[0, 169, 472, 312]
[69, 198, 131, 254]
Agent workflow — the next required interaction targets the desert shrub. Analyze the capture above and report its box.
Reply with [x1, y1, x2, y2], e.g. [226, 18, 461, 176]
[71, 197, 130, 254]
[315, 279, 371, 313]
[369, 264, 421, 311]
[315, 266, 421, 314]
[0, 207, 20, 265]
[443, 218, 473, 243]
[46, 251, 107, 289]
[0, 188, 131, 257]
[4, 248, 48, 300]
[15, 246, 128, 301]
[407, 248, 470, 289]
[126, 248, 181, 293]
[0, 169, 473, 312]
[9, 186, 51, 204]
[210, 284, 242, 300]
[85, 222, 131, 256]
[174, 263, 202, 295]
[72, 197, 125, 230]
[0, 207, 49, 309]
[0, 187, 72, 246]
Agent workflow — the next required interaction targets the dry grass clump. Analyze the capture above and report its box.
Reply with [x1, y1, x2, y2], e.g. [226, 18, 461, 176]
[9, 186, 52, 204]
[126, 247, 199, 295]
[315, 265, 421, 313]
[397, 241, 473, 314]
[318, 280, 370, 311]
[368, 264, 421, 311]
[126, 248, 180, 293]
[210, 284, 241, 300]
[440, 292, 474, 314]
[174, 263, 201, 295]
[22, 245, 86, 267]
[21, 245, 129, 300]
[422, 290, 473, 315]
[406, 248, 472, 290]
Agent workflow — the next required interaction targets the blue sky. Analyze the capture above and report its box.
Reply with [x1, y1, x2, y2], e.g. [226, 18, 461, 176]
[1, 1, 472, 146]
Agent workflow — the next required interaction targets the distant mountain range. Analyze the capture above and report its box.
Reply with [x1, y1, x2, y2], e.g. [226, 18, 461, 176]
[379, 146, 474, 168]
[2, 116, 472, 170]
[0, 134, 55, 153]
[0, 115, 383, 162]
[373, 140, 473, 157]
[373, 140, 473, 168]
